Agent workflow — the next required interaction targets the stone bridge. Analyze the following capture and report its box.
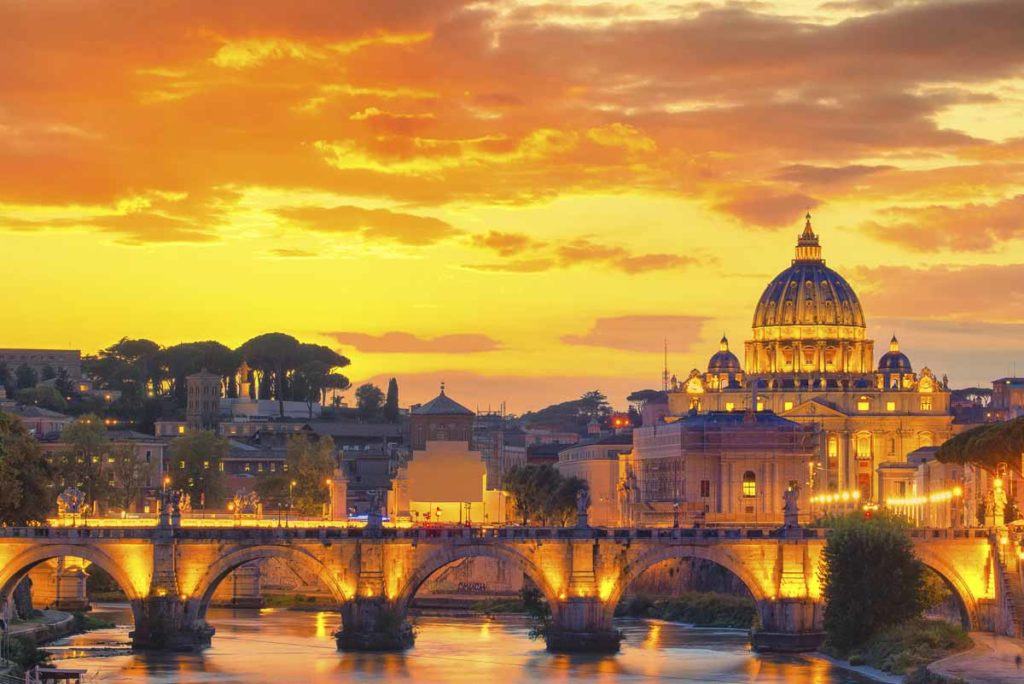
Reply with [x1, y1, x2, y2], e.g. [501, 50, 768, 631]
[0, 524, 1010, 653]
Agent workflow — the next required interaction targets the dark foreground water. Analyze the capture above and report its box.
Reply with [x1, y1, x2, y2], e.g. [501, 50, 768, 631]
[47, 602, 871, 683]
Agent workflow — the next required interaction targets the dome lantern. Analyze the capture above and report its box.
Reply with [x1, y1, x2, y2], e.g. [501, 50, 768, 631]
[794, 212, 822, 262]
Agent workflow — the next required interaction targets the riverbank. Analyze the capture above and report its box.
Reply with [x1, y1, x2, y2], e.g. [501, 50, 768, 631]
[926, 631, 1024, 684]
[8, 610, 77, 644]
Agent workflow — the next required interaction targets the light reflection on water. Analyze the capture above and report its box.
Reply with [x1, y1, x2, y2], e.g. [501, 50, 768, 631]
[49, 603, 869, 683]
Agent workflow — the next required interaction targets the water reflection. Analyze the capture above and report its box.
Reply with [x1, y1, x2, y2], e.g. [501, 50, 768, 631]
[49, 603, 872, 683]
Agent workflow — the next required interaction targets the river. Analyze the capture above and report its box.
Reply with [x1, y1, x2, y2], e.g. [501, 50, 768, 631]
[46, 602, 872, 682]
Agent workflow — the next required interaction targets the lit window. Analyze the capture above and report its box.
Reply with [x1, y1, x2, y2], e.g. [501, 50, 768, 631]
[857, 398, 870, 411]
[783, 401, 794, 411]
[742, 471, 757, 498]
[920, 396, 933, 411]
[177, 426, 185, 434]
[203, 460, 209, 470]
[244, 462, 251, 472]
[218, 462, 224, 472]
[886, 401, 896, 412]
[179, 460, 185, 470]
[725, 402, 735, 412]
[756, 401, 765, 411]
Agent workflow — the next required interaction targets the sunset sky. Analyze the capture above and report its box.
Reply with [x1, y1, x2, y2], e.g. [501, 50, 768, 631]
[2, 0, 1023, 412]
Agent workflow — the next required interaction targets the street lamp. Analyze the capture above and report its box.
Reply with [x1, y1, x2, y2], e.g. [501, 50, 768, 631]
[287, 480, 297, 527]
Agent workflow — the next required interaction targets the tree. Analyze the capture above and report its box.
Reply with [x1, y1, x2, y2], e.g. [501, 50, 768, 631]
[821, 511, 927, 653]
[168, 431, 229, 509]
[84, 338, 162, 398]
[504, 464, 587, 526]
[237, 333, 303, 418]
[0, 412, 53, 524]
[109, 443, 149, 513]
[158, 341, 239, 407]
[14, 364, 38, 390]
[54, 368, 73, 397]
[40, 365, 56, 382]
[293, 362, 351, 419]
[285, 434, 335, 516]
[936, 417, 1024, 474]
[521, 391, 612, 432]
[0, 363, 11, 397]
[51, 415, 113, 511]
[383, 378, 400, 423]
[356, 383, 385, 422]
[14, 386, 68, 412]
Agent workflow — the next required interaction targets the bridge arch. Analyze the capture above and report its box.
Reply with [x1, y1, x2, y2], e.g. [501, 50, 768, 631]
[0, 544, 145, 626]
[394, 543, 560, 618]
[913, 546, 979, 630]
[602, 544, 769, 623]
[189, 545, 350, 621]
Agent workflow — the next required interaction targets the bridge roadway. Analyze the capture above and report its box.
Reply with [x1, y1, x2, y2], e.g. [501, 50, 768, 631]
[0, 523, 1007, 653]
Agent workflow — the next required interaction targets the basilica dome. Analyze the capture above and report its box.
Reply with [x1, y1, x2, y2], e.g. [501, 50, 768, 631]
[878, 335, 912, 373]
[751, 215, 866, 333]
[745, 215, 875, 376]
[708, 335, 741, 373]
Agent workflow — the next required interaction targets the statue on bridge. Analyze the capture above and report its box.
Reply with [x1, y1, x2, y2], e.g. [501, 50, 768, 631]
[783, 484, 800, 530]
[57, 487, 86, 525]
[575, 486, 591, 528]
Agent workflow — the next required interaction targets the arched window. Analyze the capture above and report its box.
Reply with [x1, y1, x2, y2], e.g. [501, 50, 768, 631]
[742, 471, 757, 498]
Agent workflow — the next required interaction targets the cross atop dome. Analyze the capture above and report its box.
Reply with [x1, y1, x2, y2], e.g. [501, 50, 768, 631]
[794, 213, 822, 262]
[720, 334, 730, 352]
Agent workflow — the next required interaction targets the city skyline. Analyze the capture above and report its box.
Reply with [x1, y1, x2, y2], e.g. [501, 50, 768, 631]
[3, 1, 1024, 411]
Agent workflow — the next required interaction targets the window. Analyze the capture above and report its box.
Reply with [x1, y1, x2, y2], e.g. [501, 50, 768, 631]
[856, 434, 871, 459]
[920, 396, 933, 411]
[179, 460, 185, 470]
[756, 400, 765, 411]
[857, 397, 870, 411]
[177, 425, 185, 434]
[725, 402, 735, 412]
[700, 480, 711, 498]
[742, 471, 757, 498]
[244, 462, 251, 472]
[145, 450, 151, 463]
[783, 401, 794, 411]
[218, 462, 224, 472]
[203, 460, 210, 470]
[886, 401, 896, 412]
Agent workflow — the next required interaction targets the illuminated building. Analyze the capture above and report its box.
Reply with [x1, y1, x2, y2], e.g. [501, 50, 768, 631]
[665, 215, 953, 501]
[623, 411, 819, 526]
[555, 434, 632, 526]
[390, 385, 507, 524]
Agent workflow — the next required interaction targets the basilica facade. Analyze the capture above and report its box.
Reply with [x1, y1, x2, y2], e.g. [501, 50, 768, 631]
[663, 215, 953, 501]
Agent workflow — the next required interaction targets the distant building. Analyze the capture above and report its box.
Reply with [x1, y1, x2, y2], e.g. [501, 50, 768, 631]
[623, 411, 820, 527]
[991, 378, 1024, 420]
[186, 370, 222, 431]
[1, 402, 74, 438]
[392, 386, 506, 524]
[663, 216, 953, 501]
[0, 349, 82, 380]
[555, 434, 632, 526]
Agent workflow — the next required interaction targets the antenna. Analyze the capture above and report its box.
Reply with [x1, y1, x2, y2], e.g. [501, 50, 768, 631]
[662, 338, 669, 391]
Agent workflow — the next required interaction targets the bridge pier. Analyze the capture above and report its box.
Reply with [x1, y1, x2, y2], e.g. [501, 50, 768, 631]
[750, 599, 824, 653]
[130, 596, 215, 651]
[335, 597, 414, 651]
[546, 597, 622, 654]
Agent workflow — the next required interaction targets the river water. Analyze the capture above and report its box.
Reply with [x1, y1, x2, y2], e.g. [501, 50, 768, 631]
[47, 602, 871, 683]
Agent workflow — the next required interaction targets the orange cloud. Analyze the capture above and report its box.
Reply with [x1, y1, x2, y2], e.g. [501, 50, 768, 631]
[863, 195, 1024, 252]
[716, 189, 820, 228]
[326, 331, 501, 354]
[562, 315, 708, 352]
[276, 205, 459, 245]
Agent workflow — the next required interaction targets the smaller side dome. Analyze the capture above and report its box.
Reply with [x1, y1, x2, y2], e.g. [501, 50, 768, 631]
[708, 335, 742, 373]
[878, 334, 912, 373]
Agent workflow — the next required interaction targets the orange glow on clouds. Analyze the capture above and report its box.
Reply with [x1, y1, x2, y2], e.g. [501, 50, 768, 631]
[1, 1, 1023, 410]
